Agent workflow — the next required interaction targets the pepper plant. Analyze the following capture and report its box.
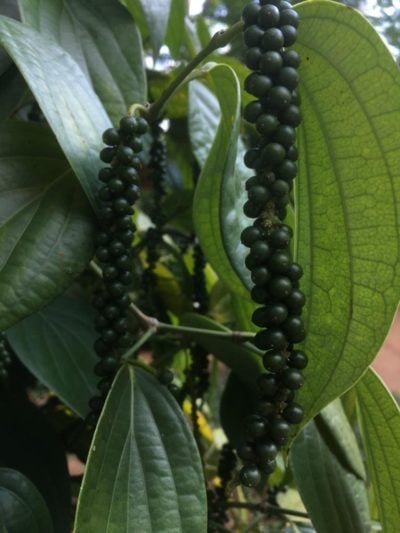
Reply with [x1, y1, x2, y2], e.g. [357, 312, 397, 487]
[0, 0, 399, 532]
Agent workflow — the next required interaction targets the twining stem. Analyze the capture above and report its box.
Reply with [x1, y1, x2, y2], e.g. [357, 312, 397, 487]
[146, 20, 244, 121]
[90, 260, 254, 342]
[224, 501, 309, 519]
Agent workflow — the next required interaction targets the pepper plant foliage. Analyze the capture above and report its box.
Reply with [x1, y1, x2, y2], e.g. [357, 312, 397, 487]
[0, 0, 400, 531]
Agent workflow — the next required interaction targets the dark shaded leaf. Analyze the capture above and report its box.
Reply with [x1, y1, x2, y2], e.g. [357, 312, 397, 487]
[0, 391, 71, 533]
[7, 290, 98, 418]
[0, 121, 94, 330]
[0, 468, 53, 533]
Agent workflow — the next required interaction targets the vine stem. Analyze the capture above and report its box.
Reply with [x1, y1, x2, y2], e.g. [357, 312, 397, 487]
[146, 20, 244, 121]
[89, 260, 254, 342]
[121, 327, 157, 361]
[224, 501, 309, 519]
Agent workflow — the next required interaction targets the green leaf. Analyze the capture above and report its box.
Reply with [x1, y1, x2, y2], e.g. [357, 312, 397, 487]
[19, 0, 147, 124]
[190, 64, 252, 298]
[290, 418, 370, 533]
[74, 365, 207, 533]
[0, 15, 111, 211]
[0, 468, 53, 533]
[0, 121, 93, 330]
[318, 400, 366, 481]
[180, 312, 262, 387]
[292, 0, 400, 422]
[356, 368, 400, 531]
[125, 0, 171, 57]
[7, 289, 98, 418]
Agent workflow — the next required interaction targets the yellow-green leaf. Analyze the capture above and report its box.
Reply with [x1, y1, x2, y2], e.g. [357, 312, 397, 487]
[294, 0, 400, 422]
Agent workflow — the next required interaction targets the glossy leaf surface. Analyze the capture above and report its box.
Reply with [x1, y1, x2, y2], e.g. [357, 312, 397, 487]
[74, 365, 207, 533]
[19, 0, 146, 124]
[0, 121, 93, 330]
[356, 369, 400, 531]
[0, 468, 53, 533]
[0, 15, 111, 211]
[7, 290, 98, 418]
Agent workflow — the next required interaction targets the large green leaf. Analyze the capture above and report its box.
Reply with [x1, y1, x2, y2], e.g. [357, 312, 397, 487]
[0, 468, 53, 533]
[190, 64, 252, 297]
[125, 0, 171, 57]
[292, 0, 400, 422]
[202, 2, 400, 431]
[180, 312, 262, 387]
[19, 0, 146, 124]
[356, 368, 400, 531]
[0, 121, 93, 330]
[7, 289, 98, 418]
[290, 418, 370, 533]
[74, 365, 207, 533]
[0, 15, 111, 211]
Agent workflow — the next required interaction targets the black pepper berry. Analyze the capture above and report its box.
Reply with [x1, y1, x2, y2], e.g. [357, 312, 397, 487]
[280, 8, 299, 28]
[102, 128, 120, 146]
[261, 27, 284, 50]
[282, 402, 304, 423]
[242, 2, 261, 26]
[244, 25, 264, 47]
[263, 350, 287, 372]
[257, 4, 280, 29]
[260, 50, 283, 74]
[240, 464, 261, 488]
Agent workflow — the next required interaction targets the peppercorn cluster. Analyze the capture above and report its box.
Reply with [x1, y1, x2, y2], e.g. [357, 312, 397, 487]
[0, 332, 12, 380]
[242, 0, 300, 222]
[238, 0, 308, 488]
[141, 124, 168, 313]
[88, 115, 148, 426]
[207, 443, 237, 531]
